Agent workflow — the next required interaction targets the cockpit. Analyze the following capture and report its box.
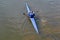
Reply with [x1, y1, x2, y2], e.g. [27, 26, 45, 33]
[28, 11, 35, 18]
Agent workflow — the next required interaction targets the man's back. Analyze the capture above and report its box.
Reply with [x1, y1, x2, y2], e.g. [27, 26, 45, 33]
[28, 12, 35, 18]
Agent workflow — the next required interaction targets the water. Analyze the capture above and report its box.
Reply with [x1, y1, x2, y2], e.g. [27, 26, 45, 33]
[0, 0, 60, 40]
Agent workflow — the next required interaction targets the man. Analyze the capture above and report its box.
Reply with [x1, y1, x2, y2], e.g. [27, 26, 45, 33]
[28, 11, 35, 18]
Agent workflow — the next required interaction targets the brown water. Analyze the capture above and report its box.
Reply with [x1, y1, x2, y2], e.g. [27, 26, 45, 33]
[0, 0, 60, 40]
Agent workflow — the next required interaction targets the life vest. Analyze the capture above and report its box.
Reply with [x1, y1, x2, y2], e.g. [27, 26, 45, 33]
[28, 12, 35, 18]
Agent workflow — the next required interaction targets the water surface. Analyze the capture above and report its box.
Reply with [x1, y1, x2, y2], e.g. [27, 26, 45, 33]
[0, 0, 60, 40]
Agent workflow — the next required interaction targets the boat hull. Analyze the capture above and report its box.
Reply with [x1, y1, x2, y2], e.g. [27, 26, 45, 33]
[25, 3, 39, 34]
[30, 18, 39, 33]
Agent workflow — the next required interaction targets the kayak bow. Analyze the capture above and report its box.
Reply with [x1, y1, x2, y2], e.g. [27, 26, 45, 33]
[25, 3, 39, 34]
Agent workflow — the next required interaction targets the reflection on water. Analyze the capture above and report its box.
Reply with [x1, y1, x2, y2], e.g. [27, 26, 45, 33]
[0, 0, 60, 40]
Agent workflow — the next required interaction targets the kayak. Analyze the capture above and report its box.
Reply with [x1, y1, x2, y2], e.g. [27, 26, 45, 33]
[25, 3, 39, 34]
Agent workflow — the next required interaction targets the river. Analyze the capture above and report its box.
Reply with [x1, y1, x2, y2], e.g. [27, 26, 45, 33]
[0, 0, 60, 40]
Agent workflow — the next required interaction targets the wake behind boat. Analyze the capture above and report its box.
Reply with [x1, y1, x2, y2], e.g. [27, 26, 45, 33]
[25, 3, 39, 34]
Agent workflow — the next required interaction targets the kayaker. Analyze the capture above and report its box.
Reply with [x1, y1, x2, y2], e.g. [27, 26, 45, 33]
[28, 11, 35, 18]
